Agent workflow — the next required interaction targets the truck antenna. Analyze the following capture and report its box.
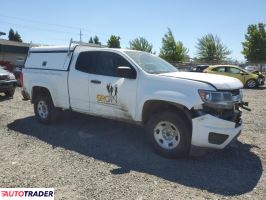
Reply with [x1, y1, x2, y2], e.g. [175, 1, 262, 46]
[27, 41, 32, 57]
[68, 38, 73, 56]
[79, 29, 82, 44]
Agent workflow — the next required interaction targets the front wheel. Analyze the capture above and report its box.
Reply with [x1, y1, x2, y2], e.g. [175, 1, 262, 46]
[34, 94, 60, 124]
[146, 112, 191, 158]
[245, 79, 258, 88]
[5, 88, 15, 97]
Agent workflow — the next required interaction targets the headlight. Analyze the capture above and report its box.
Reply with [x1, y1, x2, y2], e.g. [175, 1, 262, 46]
[8, 74, 15, 80]
[198, 90, 235, 109]
[198, 90, 233, 102]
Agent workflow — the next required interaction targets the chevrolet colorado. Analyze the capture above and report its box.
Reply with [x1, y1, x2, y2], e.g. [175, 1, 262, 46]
[22, 44, 248, 158]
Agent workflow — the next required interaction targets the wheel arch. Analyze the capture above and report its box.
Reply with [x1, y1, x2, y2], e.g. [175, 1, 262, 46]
[31, 86, 54, 104]
[142, 100, 192, 128]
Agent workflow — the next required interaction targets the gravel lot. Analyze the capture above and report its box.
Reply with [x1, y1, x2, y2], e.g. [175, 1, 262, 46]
[0, 87, 265, 200]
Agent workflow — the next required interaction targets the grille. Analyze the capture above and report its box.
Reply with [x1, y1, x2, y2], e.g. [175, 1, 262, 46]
[0, 75, 8, 80]
[219, 89, 240, 96]
[230, 89, 240, 96]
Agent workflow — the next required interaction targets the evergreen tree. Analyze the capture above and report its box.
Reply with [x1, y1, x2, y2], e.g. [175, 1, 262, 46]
[89, 37, 93, 44]
[8, 29, 15, 41]
[93, 36, 100, 45]
[8, 28, 22, 42]
[14, 31, 22, 42]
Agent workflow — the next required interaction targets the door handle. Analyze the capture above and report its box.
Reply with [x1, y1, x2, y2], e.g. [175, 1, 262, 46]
[91, 80, 101, 84]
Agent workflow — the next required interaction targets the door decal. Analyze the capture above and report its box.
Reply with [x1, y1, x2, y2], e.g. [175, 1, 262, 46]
[96, 83, 118, 104]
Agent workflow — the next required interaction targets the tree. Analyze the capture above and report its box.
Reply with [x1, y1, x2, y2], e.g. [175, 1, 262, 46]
[107, 35, 121, 48]
[129, 37, 153, 53]
[14, 31, 22, 42]
[93, 35, 100, 45]
[8, 28, 15, 41]
[159, 28, 189, 62]
[88, 37, 93, 44]
[195, 34, 231, 63]
[242, 23, 266, 64]
[8, 28, 22, 42]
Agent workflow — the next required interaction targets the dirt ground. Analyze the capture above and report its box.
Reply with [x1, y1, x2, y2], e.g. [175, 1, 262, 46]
[0, 87, 265, 200]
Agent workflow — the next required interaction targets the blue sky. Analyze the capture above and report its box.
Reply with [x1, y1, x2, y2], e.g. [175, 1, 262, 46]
[1, 0, 265, 61]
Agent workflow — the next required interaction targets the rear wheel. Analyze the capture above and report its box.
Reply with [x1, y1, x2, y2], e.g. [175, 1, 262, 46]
[246, 79, 258, 88]
[146, 112, 191, 158]
[34, 94, 60, 124]
[5, 88, 15, 97]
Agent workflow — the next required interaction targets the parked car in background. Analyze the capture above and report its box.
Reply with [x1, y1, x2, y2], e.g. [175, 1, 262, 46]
[204, 65, 260, 88]
[252, 71, 265, 85]
[189, 65, 209, 72]
[0, 65, 17, 97]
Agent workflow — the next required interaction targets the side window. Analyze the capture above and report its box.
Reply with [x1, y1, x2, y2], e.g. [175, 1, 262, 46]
[116, 54, 132, 67]
[191, 67, 197, 72]
[94, 52, 133, 77]
[213, 67, 225, 72]
[95, 52, 116, 76]
[76, 51, 134, 77]
[227, 67, 241, 74]
[75, 51, 97, 73]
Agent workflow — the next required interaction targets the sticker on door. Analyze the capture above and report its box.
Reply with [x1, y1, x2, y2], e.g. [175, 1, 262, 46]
[96, 83, 118, 104]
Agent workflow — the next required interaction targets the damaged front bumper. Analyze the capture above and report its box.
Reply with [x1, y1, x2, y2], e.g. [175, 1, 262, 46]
[190, 101, 246, 149]
[0, 80, 17, 92]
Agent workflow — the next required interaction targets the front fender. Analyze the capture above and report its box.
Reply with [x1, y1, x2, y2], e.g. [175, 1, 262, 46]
[136, 90, 203, 121]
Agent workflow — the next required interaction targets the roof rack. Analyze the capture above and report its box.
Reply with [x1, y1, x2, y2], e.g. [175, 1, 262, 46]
[67, 38, 107, 56]
[26, 41, 33, 57]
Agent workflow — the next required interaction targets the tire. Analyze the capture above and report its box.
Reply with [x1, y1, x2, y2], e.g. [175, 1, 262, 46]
[5, 88, 15, 98]
[245, 79, 258, 88]
[146, 112, 191, 158]
[34, 94, 60, 124]
[21, 89, 30, 100]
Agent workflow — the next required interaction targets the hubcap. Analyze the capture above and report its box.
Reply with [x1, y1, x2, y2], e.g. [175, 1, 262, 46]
[247, 80, 256, 88]
[153, 121, 180, 150]
[37, 100, 48, 119]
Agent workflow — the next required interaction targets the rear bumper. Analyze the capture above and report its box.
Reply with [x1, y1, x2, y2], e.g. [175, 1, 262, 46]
[0, 80, 17, 92]
[191, 114, 242, 149]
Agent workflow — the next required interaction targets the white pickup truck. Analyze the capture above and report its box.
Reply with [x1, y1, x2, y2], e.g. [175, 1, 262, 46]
[23, 44, 249, 158]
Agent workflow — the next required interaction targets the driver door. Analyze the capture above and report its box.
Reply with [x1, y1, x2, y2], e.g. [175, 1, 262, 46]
[87, 51, 138, 120]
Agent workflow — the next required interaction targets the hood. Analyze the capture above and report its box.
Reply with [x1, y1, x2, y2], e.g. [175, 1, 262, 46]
[0, 67, 10, 75]
[159, 72, 243, 90]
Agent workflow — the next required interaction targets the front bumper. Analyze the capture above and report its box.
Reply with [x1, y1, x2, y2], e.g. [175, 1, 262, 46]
[191, 114, 242, 149]
[21, 87, 30, 100]
[258, 77, 265, 85]
[0, 80, 17, 92]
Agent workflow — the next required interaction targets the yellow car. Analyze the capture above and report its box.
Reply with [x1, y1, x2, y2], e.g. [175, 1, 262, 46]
[204, 65, 259, 88]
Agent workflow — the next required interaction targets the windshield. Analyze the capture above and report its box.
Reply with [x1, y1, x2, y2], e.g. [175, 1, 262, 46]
[241, 68, 251, 74]
[125, 51, 178, 74]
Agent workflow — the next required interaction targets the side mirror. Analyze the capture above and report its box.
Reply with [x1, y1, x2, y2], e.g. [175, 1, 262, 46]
[240, 71, 245, 75]
[116, 66, 136, 79]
